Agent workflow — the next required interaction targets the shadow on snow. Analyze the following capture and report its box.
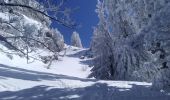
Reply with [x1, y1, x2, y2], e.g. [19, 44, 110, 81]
[66, 49, 93, 67]
[0, 64, 97, 82]
[0, 83, 169, 100]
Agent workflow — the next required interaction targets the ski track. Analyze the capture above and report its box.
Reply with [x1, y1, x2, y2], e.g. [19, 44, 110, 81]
[0, 46, 170, 100]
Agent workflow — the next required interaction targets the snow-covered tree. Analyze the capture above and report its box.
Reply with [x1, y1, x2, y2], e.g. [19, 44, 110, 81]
[0, 0, 74, 54]
[90, 0, 170, 90]
[142, 2, 170, 90]
[0, 0, 74, 66]
[89, 2, 115, 79]
[71, 31, 83, 48]
[46, 28, 65, 52]
[90, 0, 149, 80]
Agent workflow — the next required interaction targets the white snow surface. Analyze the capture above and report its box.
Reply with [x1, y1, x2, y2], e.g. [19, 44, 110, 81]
[22, 14, 42, 29]
[0, 45, 169, 100]
[0, 12, 9, 20]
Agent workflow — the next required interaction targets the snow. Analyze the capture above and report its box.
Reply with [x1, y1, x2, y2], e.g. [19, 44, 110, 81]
[22, 14, 42, 29]
[0, 12, 42, 29]
[0, 45, 170, 100]
[0, 12, 9, 21]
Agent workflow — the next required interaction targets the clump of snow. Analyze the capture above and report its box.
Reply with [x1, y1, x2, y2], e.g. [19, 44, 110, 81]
[22, 14, 42, 29]
[0, 12, 9, 21]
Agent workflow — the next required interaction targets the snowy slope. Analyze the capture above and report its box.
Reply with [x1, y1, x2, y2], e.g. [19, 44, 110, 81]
[0, 45, 170, 100]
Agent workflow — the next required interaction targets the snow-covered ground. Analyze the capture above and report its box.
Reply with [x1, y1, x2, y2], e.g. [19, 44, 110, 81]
[0, 45, 170, 100]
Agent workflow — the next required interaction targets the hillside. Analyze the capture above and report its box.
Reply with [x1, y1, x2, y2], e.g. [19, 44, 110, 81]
[0, 45, 169, 100]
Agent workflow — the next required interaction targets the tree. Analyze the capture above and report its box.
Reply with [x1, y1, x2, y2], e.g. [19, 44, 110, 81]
[71, 31, 83, 48]
[47, 28, 65, 52]
[90, 0, 149, 80]
[0, 0, 76, 28]
[0, 0, 74, 63]
[142, 2, 170, 90]
[89, 1, 115, 79]
[91, 0, 170, 90]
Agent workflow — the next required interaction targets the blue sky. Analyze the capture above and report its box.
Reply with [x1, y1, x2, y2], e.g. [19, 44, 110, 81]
[51, 0, 98, 48]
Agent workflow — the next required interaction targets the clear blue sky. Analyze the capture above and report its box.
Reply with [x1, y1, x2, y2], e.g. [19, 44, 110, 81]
[51, 0, 98, 48]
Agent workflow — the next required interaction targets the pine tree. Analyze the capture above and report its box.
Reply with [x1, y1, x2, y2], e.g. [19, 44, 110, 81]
[71, 31, 83, 48]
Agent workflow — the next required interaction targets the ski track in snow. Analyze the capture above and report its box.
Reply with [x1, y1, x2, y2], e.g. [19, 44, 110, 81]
[0, 46, 170, 100]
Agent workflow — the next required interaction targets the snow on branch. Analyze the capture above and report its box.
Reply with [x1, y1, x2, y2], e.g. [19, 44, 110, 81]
[0, 1, 76, 28]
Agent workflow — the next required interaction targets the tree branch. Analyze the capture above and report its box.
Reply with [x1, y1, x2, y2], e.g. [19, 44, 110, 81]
[0, 3, 76, 28]
[4, 36, 55, 53]
[0, 34, 26, 55]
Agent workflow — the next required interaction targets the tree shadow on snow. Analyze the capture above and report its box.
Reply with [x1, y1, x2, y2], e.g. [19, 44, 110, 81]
[0, 83, 169, 100]
[0, 64, 97, 82]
